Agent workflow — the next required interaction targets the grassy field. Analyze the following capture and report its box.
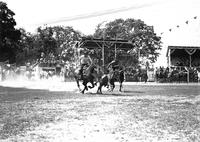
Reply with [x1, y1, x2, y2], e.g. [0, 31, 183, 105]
[0, 83, 200, 142]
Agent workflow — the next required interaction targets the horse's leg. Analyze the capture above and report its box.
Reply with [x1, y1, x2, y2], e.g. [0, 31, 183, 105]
[112, 82, 115, 91]
[85, 74, 97, 89]
[88, 83, 94, 89]
[119, 75, 124, 92]
[119, 81, 122, 92]
[81, 82, 86, 94]
[119, 81, 123, 92]
[81, 86, 86, 94]
[91, 73, 98, 86]
[109, 83, 114, 92]
[87, 79, 94, 89]
[99, 84, 102, 94]
[82, 80, 88, 91]
[107, 78, 112, 91]
[75, 77, 81, 92]
[97, 75, 108, 94]
[81, 80, 90, 94]
[109, 79, 115, 92]
[88, 78, 95, 89]
[97, 83, 102, 94]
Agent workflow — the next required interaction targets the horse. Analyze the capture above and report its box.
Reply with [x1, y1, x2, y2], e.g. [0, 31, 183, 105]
[69, 63, 99, 94]
[97, 66, 125, 94]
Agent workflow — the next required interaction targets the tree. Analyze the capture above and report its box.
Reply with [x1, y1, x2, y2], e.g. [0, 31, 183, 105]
[0, 1, 21, 63]
[50, 26, 82, 62]
[14, 26, 82, 65]
[16, 28, 38, 64]
[36, 26, 57, 57]
[94, 18, 162, 66]
[35, 26, 82, 62]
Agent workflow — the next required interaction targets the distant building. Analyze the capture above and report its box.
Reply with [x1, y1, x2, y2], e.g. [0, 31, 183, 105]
[166, 46, 200, 68]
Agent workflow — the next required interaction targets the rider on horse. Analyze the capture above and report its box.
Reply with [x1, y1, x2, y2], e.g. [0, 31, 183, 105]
[106, 59, 120, 88]
[78, 50, 92, 79]
[107, 59, 120, 74]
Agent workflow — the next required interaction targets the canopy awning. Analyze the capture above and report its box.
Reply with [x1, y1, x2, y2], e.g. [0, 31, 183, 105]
[166, 45, 200, 67]
[166, 46, 200, 57]
[74, 37, 134, 51]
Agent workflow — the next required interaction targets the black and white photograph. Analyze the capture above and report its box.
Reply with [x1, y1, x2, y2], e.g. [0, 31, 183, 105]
[0, 0, 200, 141]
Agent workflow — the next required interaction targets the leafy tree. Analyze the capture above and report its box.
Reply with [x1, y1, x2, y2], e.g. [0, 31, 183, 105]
[36, 26, 82, 62]
[50, 26, 82, 62]
[36, 26, 57, 57]
[16, 26, 82, 64]
[94, 18, 162, 66]
[14, 26, 82, 65]
[16, 28, 39, 64]
[0, 1, 21, 63]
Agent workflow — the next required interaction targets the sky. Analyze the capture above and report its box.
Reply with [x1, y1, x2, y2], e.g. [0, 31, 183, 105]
[4, 0, 200, 67]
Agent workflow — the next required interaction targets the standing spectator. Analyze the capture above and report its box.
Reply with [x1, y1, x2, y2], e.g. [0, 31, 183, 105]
[143, 70, 148, 83]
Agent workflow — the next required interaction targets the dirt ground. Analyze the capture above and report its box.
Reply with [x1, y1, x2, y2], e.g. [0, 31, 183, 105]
[0, 82, 200, 142]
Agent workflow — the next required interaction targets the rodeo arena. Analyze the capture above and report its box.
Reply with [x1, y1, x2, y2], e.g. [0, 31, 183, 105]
[1, 33, 200, 141]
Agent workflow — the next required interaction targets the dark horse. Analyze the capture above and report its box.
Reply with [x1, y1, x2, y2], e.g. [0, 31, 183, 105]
[97, 66, 125, 94]
[70, 63, 98, 94]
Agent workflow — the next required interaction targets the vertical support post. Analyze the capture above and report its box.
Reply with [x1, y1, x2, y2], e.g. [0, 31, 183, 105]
[0, 24, 2, 48]
[102, 42, 105, 73]
[187, 67, 189, 83]
[168, 49, 171, 69]
[189, 55, 192, 83]
[114, 43, 117, 60]
[0, 62, 2, 81]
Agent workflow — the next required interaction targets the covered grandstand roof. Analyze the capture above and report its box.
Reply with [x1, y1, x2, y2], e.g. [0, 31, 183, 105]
[74, 37, 134, 51]
[166, 45, 200, 57]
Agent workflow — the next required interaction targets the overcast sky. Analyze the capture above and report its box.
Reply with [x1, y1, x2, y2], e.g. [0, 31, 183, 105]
[4, 0, 200, 66]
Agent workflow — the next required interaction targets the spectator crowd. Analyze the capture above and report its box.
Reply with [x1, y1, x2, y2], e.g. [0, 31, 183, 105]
[125, 66, 200, 83]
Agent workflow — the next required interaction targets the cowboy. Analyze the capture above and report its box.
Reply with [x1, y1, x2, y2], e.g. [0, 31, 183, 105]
[79, 50, 92, 79]
[106, 59, 120, 89]
[107, 59, 120, 72]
